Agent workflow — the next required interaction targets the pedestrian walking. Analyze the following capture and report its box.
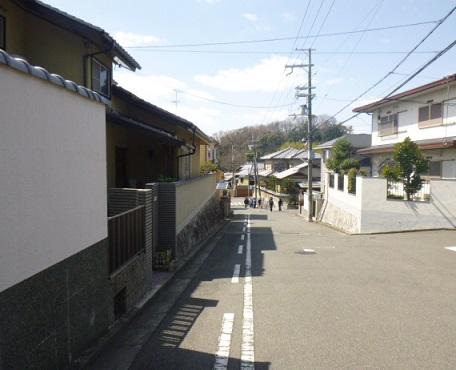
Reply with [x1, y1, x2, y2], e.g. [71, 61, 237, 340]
[278, 198, 283, 211]
[244, 197, 249, 209]
[269, 197, 274, 212]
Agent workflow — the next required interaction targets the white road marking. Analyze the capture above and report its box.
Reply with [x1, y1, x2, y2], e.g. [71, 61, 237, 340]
[303, 249, 315, 253]
[241, 214, 254, 369]
[213, 313, 235, 370]
[238, 245, 244, 254]
[231, 264, 240, 283]
[445, 247, 456, 252]
[242, 226, 246, 232]
[241, 234, 245, 241]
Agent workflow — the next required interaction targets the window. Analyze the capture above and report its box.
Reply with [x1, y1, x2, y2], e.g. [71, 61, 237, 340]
[0, 15, 5, 50]
[426, 161, 441, 177]
[91, 58, 111, 97]
[418, 103, 442, 128]
[378, 113, 398, 136]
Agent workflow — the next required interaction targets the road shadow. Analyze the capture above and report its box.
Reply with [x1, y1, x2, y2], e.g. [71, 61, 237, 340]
[128, 211, 275, 369]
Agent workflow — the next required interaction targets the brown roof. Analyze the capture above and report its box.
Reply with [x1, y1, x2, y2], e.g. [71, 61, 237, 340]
[353, 74, 456, 113]
[357, 137, 456, 155]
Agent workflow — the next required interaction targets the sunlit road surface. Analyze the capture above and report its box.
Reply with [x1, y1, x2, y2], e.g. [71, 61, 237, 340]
[130, 204, 456, 370]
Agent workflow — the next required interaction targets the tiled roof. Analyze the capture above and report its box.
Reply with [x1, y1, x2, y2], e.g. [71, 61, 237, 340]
[353, 74, 456, 113]
[261, 147, 320, 160]
[315, 134, 371, 150]
[0, 49, 108, 104]
[18, 0, 141, 71]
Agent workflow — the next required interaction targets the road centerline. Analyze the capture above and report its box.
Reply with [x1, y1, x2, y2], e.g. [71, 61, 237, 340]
[231, 264, 240, 283]
[213, 313, 235, 370]
[241, 214, 255, 369]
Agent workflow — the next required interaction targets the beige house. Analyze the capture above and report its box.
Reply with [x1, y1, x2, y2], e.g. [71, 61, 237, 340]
[0, 1, 222, 369]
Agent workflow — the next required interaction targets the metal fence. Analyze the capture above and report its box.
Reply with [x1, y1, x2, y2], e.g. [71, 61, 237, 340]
[386, 180, 431, 202]
[108, 205, 145, 273]
[329, 174, 334, 188]
[348, 176, 356, 195]
[337, 174, 344, 191]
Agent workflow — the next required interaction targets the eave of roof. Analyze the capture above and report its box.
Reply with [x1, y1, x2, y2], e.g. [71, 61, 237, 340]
[357, 137, 456, 155]
[16, 0, 141, 71]
[106, 109, 184, 147]
[112, 85, 213, 144]
[0, 49, 108, 104]
[353, 74, 456, 113]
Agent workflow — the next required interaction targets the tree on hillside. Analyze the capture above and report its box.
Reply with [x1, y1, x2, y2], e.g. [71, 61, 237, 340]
[325, 138, 359, 173]
[382, 137, 428, 200]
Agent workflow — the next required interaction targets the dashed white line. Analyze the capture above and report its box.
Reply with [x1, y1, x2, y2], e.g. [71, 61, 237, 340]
[241, 214, 254, 369]
[231, 264, 240, 283]
[445, 246, 456, 252]
[242, 226, 246, 232]
[213, 313, 235, 370]
[241, 234, 245, 241]
[238, 245, 244, 254]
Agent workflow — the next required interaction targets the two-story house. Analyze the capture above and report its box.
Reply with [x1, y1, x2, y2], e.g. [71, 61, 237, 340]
[0, 1, 220, 369]
[353, 74, 456, 178]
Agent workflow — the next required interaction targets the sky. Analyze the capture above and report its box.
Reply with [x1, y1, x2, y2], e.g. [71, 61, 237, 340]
[46, 0, 456, 136]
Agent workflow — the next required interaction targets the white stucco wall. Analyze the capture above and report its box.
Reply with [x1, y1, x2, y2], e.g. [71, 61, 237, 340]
[175, 173, 216, 233]
[360, 178, 456, 233]
[320, 174, 362, 233]
[321, 174, 456, 234]
[0, 66, 107, 292]
[371, 85, 456, 147]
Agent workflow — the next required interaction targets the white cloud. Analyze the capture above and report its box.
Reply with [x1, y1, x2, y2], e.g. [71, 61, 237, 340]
[242, 13, 258, 22]
[113, 32, 163, 47]
[113, 69, 222, 134]
[281, 11, 297, 22]
[325, 78, 343, 86]
[197, 0, 221, 3]
[194, 56, 305, 93]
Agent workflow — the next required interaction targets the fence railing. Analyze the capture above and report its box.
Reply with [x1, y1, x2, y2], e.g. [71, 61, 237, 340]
[386, 180, 430, 202]
[329, 174, 334, 188]
[348, 176, 356, 195]
[108, 205, 145, 273]
[337, 174, 344, 191]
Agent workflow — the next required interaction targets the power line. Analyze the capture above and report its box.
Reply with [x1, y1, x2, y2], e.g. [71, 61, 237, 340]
[179, 90, 296, 109]
[324, 4, 456, 123]
[125, 20, 438, 49]
[128, 49, 439, 55]
[338, 38, 456, 125]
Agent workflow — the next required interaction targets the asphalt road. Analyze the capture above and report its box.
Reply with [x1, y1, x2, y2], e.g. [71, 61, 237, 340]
[129, 203, 456, 370]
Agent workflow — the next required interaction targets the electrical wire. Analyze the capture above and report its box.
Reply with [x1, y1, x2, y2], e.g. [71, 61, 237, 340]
[323, 4, 456, 124]
[337, 38, 456, 125]
[179, 90, 297, 109]
[125, 20, 438, 49]
[129, 49, 439, 55]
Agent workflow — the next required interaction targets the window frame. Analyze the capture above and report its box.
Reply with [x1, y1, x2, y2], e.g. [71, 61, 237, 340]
[0, 15, 5, 51]
[378, 113, 398, 137]
[418, 102, 443, 128]
[91, 57, 111, 98]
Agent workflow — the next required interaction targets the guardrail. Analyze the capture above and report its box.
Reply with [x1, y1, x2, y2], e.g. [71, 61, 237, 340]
[108, 205, 145, 273]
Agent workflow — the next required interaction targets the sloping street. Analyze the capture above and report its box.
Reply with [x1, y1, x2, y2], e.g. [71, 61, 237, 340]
[119, 203, 456, 370]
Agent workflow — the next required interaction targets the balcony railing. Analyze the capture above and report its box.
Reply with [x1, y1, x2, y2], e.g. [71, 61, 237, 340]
[108, 205, 145, 273]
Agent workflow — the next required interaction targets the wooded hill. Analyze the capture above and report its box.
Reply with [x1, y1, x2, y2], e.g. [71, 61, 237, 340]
[214, 115, 351, 171]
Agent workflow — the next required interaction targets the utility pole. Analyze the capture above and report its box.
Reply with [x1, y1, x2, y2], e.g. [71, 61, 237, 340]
[286, 48, 315, 222]
[248, 136, 259, 206]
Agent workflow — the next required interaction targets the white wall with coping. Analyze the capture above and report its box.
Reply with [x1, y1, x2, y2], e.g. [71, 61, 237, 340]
[0, 65, 107, 292]
[320, 174, 362, 233]
[175, 173, 216, 233]
[320, 173, 456, 233]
